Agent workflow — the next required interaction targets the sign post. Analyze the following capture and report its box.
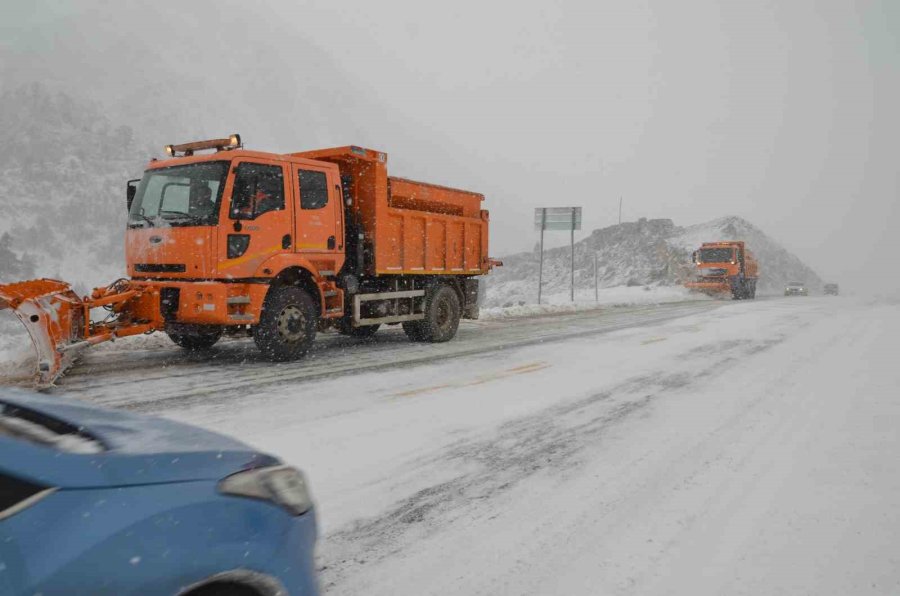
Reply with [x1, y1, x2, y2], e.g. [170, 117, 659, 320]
[537, 209, 546, 304]
[534, 207, 582, 303]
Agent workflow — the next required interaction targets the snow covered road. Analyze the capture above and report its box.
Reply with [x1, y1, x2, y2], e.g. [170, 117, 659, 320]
[156, 295, 900, 595]
[4, 295, 897, 594]
[37, 299, 718, 411]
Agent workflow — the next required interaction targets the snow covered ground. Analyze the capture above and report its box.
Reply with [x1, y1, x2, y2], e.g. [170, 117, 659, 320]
[149, 295, 897, 595]
[2, 295, 897, 594]
[481, 285, 709, 320]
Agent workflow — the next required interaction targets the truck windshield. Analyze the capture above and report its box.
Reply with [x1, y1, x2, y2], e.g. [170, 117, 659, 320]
[698, 248, 733, 263]
[129, 161, 229, 227]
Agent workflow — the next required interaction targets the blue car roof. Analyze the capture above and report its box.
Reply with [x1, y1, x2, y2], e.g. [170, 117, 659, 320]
[0, 390, 278, 488]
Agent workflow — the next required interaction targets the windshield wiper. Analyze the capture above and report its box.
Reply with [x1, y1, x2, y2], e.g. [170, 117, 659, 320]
[159, 210, 204, 224]
[129, 213, 155, 227]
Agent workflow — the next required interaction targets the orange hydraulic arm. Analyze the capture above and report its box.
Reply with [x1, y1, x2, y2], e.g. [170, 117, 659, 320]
[0, 279, 162, 386]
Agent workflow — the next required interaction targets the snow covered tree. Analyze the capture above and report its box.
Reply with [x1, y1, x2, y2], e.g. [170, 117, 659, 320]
[0, 232, 35, 280]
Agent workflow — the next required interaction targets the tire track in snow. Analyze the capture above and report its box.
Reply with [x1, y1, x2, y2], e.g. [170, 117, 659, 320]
[317, 334, 790, 592]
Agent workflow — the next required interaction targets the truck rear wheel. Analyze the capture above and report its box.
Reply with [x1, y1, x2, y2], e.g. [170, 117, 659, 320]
[254, 286, 318, 361]
[406, 285, 461, 343]
[167, 324, 222, 351]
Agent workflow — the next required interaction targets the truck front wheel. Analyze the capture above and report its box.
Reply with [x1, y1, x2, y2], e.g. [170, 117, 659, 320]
[167, 324, 222, 351]
[254, 286, 318, 361]
[405, 285, 461, 343]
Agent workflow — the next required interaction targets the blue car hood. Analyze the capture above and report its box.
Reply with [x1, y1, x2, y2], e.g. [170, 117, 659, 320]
[0, 391, 278, 488]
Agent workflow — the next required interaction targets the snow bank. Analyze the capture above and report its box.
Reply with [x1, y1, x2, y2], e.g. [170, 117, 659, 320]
[481, 285, 708, 320]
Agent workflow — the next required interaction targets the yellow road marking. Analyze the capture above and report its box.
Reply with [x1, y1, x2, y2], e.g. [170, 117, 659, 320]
[390, 361, 550, 398]
[392, 384, 454, 398]
[641, 337, 667, 345]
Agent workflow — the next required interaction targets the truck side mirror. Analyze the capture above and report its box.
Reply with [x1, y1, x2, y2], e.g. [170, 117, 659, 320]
[126, 179, 139, 213]
[691, 251, 697, 263]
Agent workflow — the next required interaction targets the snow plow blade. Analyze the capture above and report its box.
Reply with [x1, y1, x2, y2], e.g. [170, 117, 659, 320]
[0, 279, 87, 386]
[684, 280, 730, 296]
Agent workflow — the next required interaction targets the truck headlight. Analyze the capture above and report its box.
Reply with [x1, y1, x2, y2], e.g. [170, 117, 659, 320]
[218, 465, 313, 515]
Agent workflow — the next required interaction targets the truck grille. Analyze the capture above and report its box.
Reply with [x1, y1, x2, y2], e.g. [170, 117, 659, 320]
[698, 268, 727, 277]
[135, 264, 187, 273]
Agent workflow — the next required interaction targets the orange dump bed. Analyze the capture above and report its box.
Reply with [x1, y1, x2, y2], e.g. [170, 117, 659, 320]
[293, 146, 489, 276]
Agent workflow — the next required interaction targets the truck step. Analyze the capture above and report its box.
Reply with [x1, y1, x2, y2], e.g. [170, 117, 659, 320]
[226, 296, 252, 305]
[317, 270, 336, 277]
[228, 314, 255, 322]
[323, 290, 338, 298]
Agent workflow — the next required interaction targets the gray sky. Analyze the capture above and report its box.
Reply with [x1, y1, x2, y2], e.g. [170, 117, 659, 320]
[2, 0, 897, 290]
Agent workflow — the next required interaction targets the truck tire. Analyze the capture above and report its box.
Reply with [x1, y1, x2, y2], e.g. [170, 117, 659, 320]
[402, 321, 426, 341]
[340, 323, 380, 338]
[254, 286, 318, 361]
[167, 324, 222, 351]
[408, 285, 461, 343]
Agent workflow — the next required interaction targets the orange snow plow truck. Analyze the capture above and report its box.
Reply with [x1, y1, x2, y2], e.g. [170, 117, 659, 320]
[685, 241, 759, 299]
[0, 135, 498, 385]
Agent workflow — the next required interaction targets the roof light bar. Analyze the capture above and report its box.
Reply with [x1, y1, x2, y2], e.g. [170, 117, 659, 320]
[163, 133, 242, 157]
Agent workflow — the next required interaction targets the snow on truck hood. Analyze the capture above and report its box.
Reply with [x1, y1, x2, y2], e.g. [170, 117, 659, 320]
[0, 390, 278, 488]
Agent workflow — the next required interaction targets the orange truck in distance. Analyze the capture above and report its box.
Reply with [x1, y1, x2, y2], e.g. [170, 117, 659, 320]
[685, 241, 759, 299]
[0, 135, 498, 385]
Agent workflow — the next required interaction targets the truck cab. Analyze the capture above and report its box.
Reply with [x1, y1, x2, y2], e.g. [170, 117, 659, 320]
[127, 147, 346, 283]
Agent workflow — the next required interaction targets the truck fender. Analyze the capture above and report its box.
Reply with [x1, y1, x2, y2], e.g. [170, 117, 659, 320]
[254, 255, 325, 315]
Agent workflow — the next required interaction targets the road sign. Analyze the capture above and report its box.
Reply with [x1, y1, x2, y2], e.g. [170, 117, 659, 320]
[534, 207, 583, 303]
[534, 207, 582, 231]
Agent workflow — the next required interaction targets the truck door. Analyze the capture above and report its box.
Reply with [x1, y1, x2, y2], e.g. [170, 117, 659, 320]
[217, 159, 293, 278]
[291, 166, 343, 274]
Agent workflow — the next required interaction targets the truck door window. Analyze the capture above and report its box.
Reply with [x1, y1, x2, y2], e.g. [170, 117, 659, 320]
[298, 169, 328, 210]
[230, 163, 285, 220]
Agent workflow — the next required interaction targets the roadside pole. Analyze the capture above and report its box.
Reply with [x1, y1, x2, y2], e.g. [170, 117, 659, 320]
[570, 207, 576, 302]
[594, 252, 599, 302]
[537, 208, 545, 305]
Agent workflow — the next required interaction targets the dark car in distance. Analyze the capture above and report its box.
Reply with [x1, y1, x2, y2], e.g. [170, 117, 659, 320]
[784, 281, 809, 296]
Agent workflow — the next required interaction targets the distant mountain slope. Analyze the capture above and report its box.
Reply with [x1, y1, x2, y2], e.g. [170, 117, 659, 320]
[0, 85, 150, 289]
[484, 216, 823, 307]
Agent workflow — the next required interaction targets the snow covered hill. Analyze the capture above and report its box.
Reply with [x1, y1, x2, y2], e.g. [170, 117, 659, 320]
[0, 85, 152, 289]
[484, 216, 823, 307]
